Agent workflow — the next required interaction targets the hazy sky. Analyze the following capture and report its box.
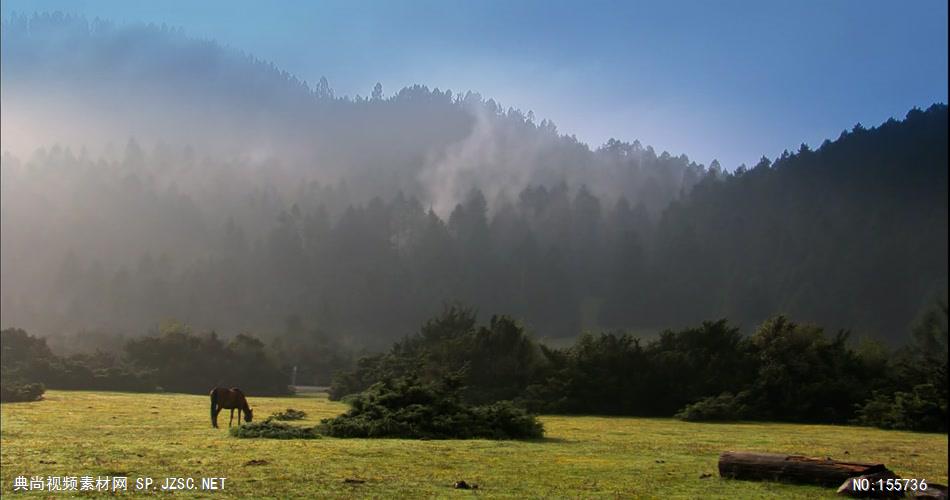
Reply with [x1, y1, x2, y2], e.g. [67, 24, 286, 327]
[2, 0, 947, 168]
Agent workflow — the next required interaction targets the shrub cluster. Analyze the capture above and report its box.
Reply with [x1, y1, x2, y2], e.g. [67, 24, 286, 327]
[270, 408, 307, 421]
[330, 307, 545, 405]
[321, 374, 543, 439]
[674, 392, 750, 422]
[850, 303, 948, 432]
[854, 385, 947, 432]
[0, 381, 45, 403]
[229, 420, 320, 439]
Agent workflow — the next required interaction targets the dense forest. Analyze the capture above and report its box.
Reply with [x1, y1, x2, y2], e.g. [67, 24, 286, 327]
[2, 104, 945, 345]
[1, 14, 947, 349]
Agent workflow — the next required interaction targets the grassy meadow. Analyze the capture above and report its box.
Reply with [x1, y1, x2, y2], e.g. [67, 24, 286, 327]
[1, 390, 946, 498]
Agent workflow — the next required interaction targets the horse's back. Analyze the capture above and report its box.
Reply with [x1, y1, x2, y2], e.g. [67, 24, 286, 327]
[210, 387, 246, 407]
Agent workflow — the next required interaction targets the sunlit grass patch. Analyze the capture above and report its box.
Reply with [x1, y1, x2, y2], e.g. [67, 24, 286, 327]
[1, 390, 946, 498]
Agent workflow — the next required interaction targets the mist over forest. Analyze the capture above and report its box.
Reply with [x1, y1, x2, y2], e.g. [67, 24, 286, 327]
[1, 13, 947, 350]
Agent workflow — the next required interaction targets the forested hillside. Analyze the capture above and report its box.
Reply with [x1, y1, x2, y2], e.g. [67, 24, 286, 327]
[648, 106, 948, 337]
[0, 14, 946, 345]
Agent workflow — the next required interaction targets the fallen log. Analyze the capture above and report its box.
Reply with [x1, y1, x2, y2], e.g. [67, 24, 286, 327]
[719, 451, 891, 487]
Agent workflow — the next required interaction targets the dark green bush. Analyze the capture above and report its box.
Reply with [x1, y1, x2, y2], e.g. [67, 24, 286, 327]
[329, 307, 545, 406]
[230, 420, 320, 439]
[321, 374, 543, 439]
[675, 392, 749, 422]
[466, 401, 545, 439]
[852, 302, 947, 432]
[0, 381, 46, 402]
[853, 385, 948, 433]
[125, 325, 291, 396]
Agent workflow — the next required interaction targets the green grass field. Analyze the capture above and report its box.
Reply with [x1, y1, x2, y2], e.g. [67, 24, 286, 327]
[1, 390, 946, 498]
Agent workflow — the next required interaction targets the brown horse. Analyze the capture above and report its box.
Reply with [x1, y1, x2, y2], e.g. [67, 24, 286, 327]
[210, 387, 253, 428]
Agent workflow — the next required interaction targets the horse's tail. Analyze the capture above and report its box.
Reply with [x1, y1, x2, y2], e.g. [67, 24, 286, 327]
[210, 388, 218, 424]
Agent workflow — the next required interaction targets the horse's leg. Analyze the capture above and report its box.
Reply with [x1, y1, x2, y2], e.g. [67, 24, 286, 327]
[210, 389, 225, 429]
[229, 408, 234, 428]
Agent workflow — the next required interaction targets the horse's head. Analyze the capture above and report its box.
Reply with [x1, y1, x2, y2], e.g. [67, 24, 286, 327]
[244, 408, 253, 423]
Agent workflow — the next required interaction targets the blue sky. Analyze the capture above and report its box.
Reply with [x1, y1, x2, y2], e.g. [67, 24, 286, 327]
[2, 0, 947, 169]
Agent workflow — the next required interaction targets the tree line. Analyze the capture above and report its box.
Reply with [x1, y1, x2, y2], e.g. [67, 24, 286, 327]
[330, 303, 947, 432]
[4, 302, 945, 433]
[0, 323, 291, 399]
